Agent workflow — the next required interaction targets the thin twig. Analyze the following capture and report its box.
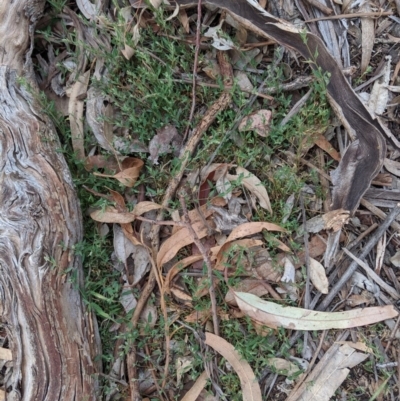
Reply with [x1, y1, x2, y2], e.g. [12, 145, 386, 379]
[305, 11, 392, 23]
[184, 0, 202, 140]
[179, 191, 220, 336]
[317, 204, 400, 311]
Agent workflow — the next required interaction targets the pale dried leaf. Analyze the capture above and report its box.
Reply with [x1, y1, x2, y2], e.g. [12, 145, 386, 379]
[204, 333, 262, 401]
[234, 70, 254, 92]
[239, 110, 272, 137]
[336, 341, 373, 354]
[113, 224, 136, 266]
[149, 125, 182, 164]
[266, 358, 302, 377]
[176, 357, 193, 386]
[0, 347, 12, 361]
[390, 250, 400, 267]
[227, 167, 272, 213]
[309, 257, 329, 294]
[133, 201, 163, 215]
[91, 207, 136, 224]
[165, 3, 180, 20]
[181, 371, 208, 401]
[76, 0, 97, 19]
[351, 271, 378, 295]
[86, 87, 115, 152]
[225, 222, 286, 243]
[289, 343, 368, 401]
[68, 70, 90, 160]
[360, 3, 374, 75]
[234, 292, 398, 330]
[367, 57, 391, 115]
[384, 158, 400, 177]
[204, 23, 235, 50]
[281, 257, 295, 283]
[120, 285, 137, 313]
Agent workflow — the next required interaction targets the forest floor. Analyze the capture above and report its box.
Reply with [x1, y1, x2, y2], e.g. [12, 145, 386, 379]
[30, 0, 400, 399]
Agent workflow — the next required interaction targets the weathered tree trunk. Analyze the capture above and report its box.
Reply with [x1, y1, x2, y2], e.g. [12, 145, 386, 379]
[0, 1, 100, 400]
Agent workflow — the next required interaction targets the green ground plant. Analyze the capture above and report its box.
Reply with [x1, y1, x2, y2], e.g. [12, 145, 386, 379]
[33, 1, 385, 399]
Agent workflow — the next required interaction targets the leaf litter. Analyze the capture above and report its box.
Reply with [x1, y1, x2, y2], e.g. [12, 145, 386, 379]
[30, 0, 400, 400]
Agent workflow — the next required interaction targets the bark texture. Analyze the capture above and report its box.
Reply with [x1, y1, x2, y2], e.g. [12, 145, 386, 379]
[0, 1, 99, 400]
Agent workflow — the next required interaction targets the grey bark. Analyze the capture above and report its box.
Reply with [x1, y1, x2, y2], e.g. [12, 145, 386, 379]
[0, 1, 100, 399]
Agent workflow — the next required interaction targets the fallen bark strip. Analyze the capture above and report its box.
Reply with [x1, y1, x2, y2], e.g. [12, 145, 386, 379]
[171, 0, 387, 216]
[0, 1, 100, 399]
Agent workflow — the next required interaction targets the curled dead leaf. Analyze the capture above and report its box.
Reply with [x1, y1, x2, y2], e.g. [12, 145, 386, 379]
[94, 157, 144, 187]
[238, 109, 272, 137]
[204, 333, 262, 401]
[309, 257, 329, 294]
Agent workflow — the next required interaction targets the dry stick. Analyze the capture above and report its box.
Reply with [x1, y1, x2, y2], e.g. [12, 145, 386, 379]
[300, 194, 311, 361]
[305, 11, 392, 23]
[127, 90, 232, 399]
[360, 198, 400, 231]
[179, 192, 220, 336]
[316, 203, 400, 311]
[184, 0, 202, 140]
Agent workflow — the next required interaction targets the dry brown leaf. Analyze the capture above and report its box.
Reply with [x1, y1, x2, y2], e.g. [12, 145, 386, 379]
[68, 70, 90, 160]
[222, 222, 290, 252]
[132, 201, 163, 215]
[165, 255, 204, 293]
[180, 371, 208, 401]
[215, 238, 263, 271]
[157, 207, 214, 267]
[226, 222, 285, 242]
[238, 110, 272, 137]
[234, 292, 398, 330]
[91, 207, 136, 224]
[178, 9, 190, 33]
[94, 157, 144, 187]
[204, 333, 262, 401]
[170, 287, 193, 306]
[225, 279, 269, 306]
[184, 309, 211, 324]
[227, 167, 272, 213]
[313, 133, 340, 161]
[84, 155, 119, 171]
[309, 257, 329, 294]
